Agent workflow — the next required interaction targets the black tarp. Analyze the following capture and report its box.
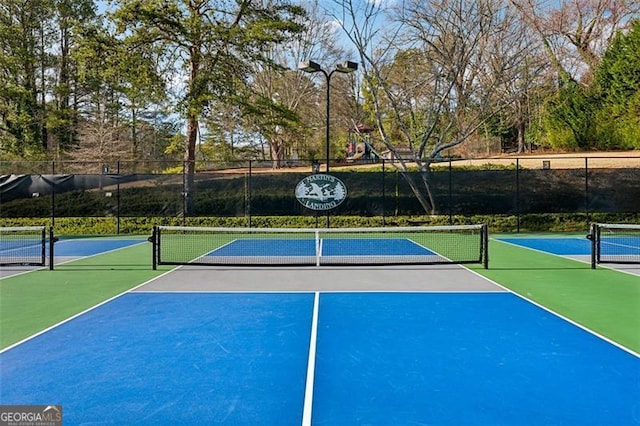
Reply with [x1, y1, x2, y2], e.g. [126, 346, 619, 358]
[0, 174, 142, 202]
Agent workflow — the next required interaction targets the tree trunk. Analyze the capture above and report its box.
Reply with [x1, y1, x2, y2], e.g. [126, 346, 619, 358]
[270, 137, 284, 169]
[398, 165, 436, 215]
[184, 47, 200, 214]
[517, 119, 526, 153]
[184, 116, 198, 214]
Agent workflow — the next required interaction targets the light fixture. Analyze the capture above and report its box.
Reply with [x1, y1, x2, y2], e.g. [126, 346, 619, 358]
[298, 60, 359, 174]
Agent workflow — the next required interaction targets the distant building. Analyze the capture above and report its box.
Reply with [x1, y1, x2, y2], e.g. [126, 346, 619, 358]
[381, 147, 413, 163]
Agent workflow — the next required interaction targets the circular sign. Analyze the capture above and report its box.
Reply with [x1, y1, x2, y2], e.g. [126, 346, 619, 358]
[295, 174, 347, 211]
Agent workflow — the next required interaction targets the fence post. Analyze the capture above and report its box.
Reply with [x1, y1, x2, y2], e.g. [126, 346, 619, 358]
[395, 170, 399, 216]
[584, 157, 589, 226]
[182, 161, 187, 226]
[247, 160, 252, 227]
[516, 158, 520, 233]
[117, 161, 121, 234]
[381, 159, 386, 226]
[448, 158, 453, 225]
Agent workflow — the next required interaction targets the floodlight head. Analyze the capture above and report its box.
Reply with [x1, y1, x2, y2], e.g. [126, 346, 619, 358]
[298, 60, 322, 73]
[336, 61, 358, 73]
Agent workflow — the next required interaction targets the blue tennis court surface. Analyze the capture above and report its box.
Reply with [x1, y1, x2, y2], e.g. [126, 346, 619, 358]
[498, 237, 592, 255]
[209, 238, 435, 257]
[1, 292, 638, 425]
[52, 238, 145, 256]
[599, 238, 640, 255]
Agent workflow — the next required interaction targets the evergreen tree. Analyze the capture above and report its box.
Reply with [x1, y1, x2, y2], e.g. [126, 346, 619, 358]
[593, 20, 640, 149]
[112, 0, 305, 210]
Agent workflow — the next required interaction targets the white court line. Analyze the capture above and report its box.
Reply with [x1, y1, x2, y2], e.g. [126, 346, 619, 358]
[0, 266, 177, 354]
[205, 239, 237, 255]
[601, 239, 639, 250]
[479, 239, 640, 358]
[0, 241, 168, 353]
[0, 240, 147, 280]
[302, 291, 320, 426]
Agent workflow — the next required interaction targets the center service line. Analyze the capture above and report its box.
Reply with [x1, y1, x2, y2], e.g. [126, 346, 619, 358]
[302, 291, 320, 426]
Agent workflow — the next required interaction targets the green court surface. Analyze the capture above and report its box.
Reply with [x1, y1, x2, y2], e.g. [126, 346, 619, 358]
[0, 243, 171, 349]
[470, 240, 639, 353]
[1, 237, 639, 354]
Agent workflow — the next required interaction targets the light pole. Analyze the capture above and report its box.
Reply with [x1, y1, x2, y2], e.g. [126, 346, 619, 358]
[298, 60, 358, 173]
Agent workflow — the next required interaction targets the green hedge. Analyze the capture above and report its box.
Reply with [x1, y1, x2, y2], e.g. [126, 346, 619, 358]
[3, 213, 638, 236]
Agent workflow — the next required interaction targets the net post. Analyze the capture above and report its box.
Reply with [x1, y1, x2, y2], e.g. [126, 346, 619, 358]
[48, 226, 55, 270]
[595, 223, 601, 266]
[589, 223, 597, 269]
[40, 226, 46, 267]
[151, 226, 158, 270]
[315, 230, 320, 267]
[482, 224, 489, 269]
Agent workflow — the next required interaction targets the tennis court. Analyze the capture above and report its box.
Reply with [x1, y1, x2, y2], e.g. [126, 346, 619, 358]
[1, 229, 639, 425]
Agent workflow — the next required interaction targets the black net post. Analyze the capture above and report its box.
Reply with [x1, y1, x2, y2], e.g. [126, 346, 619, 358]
[150, 226, 158, 270]
[595, 224, 601, 266]
[49, 226, 56, 270]
[482, 224, 489, 269]
[589, 223, 597, 269]
[41, 226, 46, 267]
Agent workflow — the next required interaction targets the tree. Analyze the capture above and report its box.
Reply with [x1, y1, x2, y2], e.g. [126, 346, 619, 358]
[0, 0, 53, 157]
[73, 21, 168, 167]
[112, 0, 305, 210]
[593, 19, 640, 149]
[509, 0, 640, 85]
[335, 0, 531, 213]
[544, 79, 595, 149]
[242, 0, 354, 168]
[48, 0, 96, 153]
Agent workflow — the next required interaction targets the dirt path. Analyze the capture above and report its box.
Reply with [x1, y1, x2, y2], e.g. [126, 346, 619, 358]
[450, 150, 640, 169]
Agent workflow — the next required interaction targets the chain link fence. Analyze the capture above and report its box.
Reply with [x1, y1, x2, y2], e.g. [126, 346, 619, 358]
[1, 156, 639, 231]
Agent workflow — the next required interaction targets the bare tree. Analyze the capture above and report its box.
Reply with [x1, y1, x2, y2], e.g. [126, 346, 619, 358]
[247, 0, 354, 168]
[489, 5, 552, 153]
[247, 1, 342, 168]
[75, 109, 130, 168]
[509, 0, 640, 84]
[334, 0, 532, 213]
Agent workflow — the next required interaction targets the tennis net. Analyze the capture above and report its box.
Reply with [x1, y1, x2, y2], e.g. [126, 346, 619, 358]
[589, 223, 640, 268]
[0, 226, 48, 267]
[151, 224, 488, 268]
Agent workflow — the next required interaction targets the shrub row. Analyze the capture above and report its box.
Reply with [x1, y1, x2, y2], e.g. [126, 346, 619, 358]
[4, 213, 638, 236]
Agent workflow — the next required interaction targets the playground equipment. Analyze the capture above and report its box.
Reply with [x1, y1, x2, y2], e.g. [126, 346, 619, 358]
[346, 124, 381, 162]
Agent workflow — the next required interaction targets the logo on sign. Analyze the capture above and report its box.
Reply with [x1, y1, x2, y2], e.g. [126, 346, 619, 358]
[295, 174, 347, 211]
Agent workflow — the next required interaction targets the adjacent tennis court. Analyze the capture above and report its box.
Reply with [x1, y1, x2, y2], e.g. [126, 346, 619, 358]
[1, 228, 639, 425]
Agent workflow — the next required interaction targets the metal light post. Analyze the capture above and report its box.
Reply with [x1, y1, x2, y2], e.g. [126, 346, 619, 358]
[298, 60, 358, 173]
